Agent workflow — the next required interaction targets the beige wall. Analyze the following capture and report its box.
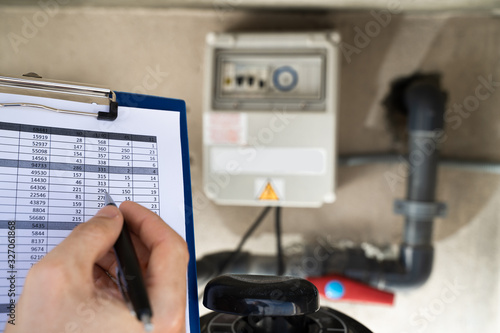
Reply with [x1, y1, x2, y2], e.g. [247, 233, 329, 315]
[1, 6, 499, 332]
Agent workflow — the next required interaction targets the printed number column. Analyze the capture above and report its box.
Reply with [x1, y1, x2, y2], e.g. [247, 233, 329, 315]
[132, 137, 159, 214]
[85, 131, 109, 220]
[108, 134, 133, 203]
[0, 124, 21, 318]
[48, 129, 86, 252]
[17, 126, 50, 284]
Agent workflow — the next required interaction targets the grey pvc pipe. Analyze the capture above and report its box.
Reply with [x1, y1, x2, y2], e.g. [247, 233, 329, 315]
[381, 79, 445, 289]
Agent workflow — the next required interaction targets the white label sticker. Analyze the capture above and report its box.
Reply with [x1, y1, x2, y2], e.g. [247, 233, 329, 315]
[210, 147, 326, 175]
[204, 112, 247, 145]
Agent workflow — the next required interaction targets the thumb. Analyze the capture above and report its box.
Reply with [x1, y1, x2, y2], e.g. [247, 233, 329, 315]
[45, 205, 124, 274]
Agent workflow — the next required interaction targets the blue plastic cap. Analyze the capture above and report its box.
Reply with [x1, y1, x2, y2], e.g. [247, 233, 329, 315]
[325, 280, 345, 300]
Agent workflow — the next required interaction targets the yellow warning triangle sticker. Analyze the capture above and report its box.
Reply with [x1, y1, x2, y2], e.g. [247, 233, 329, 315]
[259, 182, 279, 201]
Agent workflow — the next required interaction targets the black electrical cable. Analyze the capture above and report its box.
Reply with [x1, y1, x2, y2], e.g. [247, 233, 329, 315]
[217, 206, 272, 276]
[275, 206, 284, 276]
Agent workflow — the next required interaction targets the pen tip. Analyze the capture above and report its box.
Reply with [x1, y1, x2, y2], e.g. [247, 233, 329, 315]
[104, 191, 115, 206]
[141, 314, 154, 332]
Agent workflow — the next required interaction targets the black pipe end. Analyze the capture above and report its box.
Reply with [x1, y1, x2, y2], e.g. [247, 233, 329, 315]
[383, 73, 447, 134]
[405, 79, 446, 132]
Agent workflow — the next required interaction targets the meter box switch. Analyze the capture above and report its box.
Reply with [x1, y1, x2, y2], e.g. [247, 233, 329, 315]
[203, 32, 340, 207]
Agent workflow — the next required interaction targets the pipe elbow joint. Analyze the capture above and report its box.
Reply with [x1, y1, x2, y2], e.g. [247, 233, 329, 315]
[380, 245, 434, 290]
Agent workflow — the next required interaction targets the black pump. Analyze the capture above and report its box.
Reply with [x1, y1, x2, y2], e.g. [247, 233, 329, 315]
[200, 274, 373, 333]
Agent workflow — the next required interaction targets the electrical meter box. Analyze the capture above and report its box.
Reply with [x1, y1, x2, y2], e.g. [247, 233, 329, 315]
[203, 32, 340, 207]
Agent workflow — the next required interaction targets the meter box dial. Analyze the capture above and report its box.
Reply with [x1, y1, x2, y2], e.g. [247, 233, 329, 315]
[203, 32, 340, 207]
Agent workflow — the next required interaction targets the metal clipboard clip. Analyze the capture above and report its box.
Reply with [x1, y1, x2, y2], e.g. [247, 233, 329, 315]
[0, 73, 118, 121]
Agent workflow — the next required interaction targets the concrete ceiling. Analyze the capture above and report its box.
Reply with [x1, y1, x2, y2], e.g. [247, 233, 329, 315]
[3, 0, 500, 12]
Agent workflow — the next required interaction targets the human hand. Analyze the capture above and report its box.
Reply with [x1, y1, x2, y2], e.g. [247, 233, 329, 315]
[5, 201, 189, 333]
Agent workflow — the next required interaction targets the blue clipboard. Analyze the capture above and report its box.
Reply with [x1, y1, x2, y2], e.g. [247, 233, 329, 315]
[115, 91, 200, 333]
[0, 75, 200, 331]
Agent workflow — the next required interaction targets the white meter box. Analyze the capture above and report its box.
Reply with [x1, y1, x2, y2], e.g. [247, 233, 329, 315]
[203, 32, 340, 207]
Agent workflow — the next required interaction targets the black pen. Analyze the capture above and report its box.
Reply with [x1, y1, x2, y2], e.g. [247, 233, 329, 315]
[104, 192, 154, 332]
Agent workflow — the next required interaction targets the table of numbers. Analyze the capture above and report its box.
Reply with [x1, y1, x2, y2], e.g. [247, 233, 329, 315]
[0, 121, 160, 319]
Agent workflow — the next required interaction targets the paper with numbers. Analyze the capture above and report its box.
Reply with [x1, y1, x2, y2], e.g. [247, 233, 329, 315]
[0, 92, 192, 332]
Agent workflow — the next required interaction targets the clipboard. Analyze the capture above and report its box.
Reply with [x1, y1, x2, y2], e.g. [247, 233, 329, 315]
[0, 74, 200, 332]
